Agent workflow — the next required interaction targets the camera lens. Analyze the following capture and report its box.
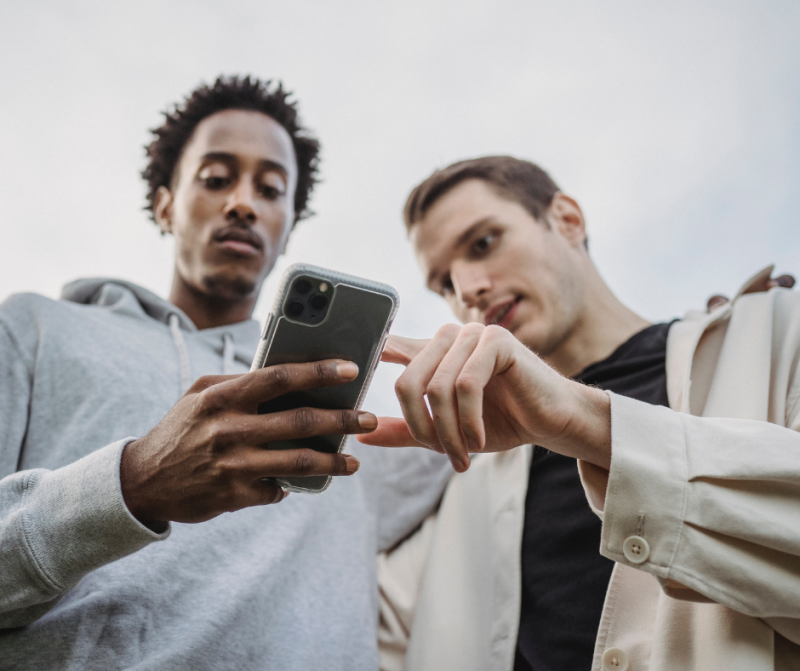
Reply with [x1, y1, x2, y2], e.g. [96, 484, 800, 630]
[309, 294, 328, 310]
[294, 279, 312, 295]
[286, 301, 304, 317]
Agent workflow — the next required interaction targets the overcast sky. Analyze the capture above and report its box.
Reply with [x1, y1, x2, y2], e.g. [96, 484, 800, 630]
[1, 0, 799, 416]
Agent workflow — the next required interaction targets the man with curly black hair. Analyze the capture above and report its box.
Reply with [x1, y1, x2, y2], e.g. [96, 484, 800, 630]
[0, 75, 448, 670]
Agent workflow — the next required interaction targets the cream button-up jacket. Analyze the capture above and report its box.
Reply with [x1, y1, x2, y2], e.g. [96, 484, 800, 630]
[378, 268, 800, 671]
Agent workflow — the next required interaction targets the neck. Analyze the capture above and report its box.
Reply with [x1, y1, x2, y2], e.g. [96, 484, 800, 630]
[169, 274, 258, 330]
[542, 262, 650, 378]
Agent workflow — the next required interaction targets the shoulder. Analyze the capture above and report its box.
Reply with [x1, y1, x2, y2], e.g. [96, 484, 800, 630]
[0, 292, 89, 357]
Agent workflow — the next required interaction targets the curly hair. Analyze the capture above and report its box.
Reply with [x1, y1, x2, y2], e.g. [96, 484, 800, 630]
[142, 75, 320, 225]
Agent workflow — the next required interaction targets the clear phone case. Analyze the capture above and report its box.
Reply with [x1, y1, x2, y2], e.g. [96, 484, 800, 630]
[251, 263, 399, 493]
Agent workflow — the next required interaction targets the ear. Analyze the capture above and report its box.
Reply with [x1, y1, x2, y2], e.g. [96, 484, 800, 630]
[547, 193, 587, 249]
[154, 186, 174, 235]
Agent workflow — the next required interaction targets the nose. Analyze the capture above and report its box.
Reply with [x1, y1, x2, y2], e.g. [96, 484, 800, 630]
[224, 178, 257, 224]
[451, 262, 491, 309]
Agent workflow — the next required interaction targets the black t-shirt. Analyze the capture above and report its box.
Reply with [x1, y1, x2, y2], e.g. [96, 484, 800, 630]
[514, 322, 673, 671]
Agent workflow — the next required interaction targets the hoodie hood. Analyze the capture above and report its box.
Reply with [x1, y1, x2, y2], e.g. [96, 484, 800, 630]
[61, 278, 197, 331]
[60, 278, 262, 391]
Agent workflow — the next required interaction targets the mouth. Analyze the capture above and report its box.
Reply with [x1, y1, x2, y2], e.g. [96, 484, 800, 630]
[213, 227, 263, 256]
[484, 296, 522, 329]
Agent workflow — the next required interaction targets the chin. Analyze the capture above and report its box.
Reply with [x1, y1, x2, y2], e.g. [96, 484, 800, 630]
[202, 273, 258, 301]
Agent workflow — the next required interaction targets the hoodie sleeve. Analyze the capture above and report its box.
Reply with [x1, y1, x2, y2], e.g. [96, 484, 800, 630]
[373, 446, 453, 552]
[0, 319, 169, 629]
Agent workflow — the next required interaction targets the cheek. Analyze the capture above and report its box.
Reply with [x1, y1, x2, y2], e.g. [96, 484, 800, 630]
[260, 204, 292, 245]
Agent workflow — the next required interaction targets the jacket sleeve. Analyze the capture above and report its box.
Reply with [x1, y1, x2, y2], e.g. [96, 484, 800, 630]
[0, 320, 169, 629]
[580, 391, 800, 621]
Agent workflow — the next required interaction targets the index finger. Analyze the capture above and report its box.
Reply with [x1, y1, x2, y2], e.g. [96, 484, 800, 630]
[382, 335, 430, 365]
[205, 359, 360, 410]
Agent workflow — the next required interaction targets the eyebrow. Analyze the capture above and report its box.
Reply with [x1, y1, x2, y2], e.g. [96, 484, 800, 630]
[426, 216, 498, 289]
[200, 152, 289, 178]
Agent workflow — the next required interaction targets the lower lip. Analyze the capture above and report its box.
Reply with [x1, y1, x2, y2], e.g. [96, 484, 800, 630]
[496, 300, 521, 330]
[218, 240, 259, 256]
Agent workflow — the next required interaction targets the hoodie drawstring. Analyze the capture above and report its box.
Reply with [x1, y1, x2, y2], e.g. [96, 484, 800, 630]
[222, 332, 234, 376]
[169, 314, 192, 395]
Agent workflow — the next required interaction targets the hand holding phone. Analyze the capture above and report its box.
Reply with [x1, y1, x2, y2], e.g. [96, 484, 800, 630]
[120, 360, 373, 527]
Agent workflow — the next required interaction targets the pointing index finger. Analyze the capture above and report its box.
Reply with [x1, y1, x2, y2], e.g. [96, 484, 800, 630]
[381, 335, 430, 365]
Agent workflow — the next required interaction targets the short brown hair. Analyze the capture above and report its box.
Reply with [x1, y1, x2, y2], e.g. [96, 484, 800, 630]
[403, 156, 560, 229]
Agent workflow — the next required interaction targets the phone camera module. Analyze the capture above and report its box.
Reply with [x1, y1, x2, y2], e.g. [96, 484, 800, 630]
[286, 300, 305, 317]
[309, 294, 328, 310]
[294, 279, 312, 295]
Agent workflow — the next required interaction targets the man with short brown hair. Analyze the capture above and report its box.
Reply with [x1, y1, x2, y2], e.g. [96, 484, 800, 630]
[368, 155, 800, 671]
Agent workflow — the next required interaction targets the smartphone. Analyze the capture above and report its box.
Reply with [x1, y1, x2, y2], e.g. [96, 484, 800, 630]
[250, 263, 399, 493]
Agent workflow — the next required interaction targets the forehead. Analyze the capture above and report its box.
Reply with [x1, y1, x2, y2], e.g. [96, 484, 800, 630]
[410, 179, 528, 276]
[180, 109, 297, 176]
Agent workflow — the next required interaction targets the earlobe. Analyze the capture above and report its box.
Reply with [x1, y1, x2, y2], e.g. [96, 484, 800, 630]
[154, 186, 173, 236]
[550, 193, 587, 249]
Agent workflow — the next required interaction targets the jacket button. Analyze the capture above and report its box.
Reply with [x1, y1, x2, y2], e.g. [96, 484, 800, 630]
[602, 647, 630, 671]
[622, 535, 650, 564]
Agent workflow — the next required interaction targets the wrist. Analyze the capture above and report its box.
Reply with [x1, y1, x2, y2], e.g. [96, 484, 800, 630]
[120, 439, 167, 531]
[548, 383, 612, 469]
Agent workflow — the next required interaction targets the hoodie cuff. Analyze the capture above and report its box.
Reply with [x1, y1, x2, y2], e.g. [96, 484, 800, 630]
[18, 439, 170, 593]
[596, 393, 687, 579]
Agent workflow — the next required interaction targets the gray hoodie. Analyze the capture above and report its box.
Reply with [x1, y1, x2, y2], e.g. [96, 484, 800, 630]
[0, 279, 449, 670]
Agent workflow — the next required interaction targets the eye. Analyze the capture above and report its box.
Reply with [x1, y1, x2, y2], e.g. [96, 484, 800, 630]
[257, 184, 284, 200]
[203, 176, 230, 190]
[472, 233, 496, 254]
[198, 164, 232, 190]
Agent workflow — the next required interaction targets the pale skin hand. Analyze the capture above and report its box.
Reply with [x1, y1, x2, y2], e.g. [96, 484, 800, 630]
[121, 360, 376, 527]
[357, 324, 611, 473]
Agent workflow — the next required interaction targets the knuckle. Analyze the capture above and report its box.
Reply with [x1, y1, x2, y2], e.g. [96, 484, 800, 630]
[265, 365, 293, 392]
[338, 411, 354, 433]
[313, 360, 332, 382]
[455, 373, 478, 395]
[293, 449, 317, 476]
[483, 324, 507, 341]
[331, 454, 348, 475]
[426, 379, 447, 402]
[461, 322, 485, 338]
[437, 323, 461, 339]
[197, 387, 227, 416]
[291, 407, 318, 436]
[394, 375, 412, 399]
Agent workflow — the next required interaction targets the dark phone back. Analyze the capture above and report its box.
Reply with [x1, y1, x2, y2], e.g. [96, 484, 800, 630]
[252, 264, 398, 493]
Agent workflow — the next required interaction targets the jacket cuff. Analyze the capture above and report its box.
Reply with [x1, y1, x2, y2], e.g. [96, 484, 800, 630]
[598, 393, 687, 580]
[17, 439, 170, 593]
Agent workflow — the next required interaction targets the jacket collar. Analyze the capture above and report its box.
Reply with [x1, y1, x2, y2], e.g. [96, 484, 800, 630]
[666, 265, 774, 412]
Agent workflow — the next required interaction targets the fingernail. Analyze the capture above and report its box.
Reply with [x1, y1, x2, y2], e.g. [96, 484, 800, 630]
[336, 361, 359, 379]
[281, 489, 290, 501]
[358, 412, 378, 430]
[344, 455, 360, 474]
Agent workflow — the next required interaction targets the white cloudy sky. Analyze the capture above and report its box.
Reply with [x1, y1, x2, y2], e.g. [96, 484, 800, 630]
[1, 0, 799, 416]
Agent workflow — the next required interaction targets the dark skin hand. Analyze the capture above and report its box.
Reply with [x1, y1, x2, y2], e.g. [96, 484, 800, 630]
[707, 273, 795, 312]
[121, 359, 376, 528]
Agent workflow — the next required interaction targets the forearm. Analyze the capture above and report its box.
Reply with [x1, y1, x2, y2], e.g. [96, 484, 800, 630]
[0, 439, 169, 627]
